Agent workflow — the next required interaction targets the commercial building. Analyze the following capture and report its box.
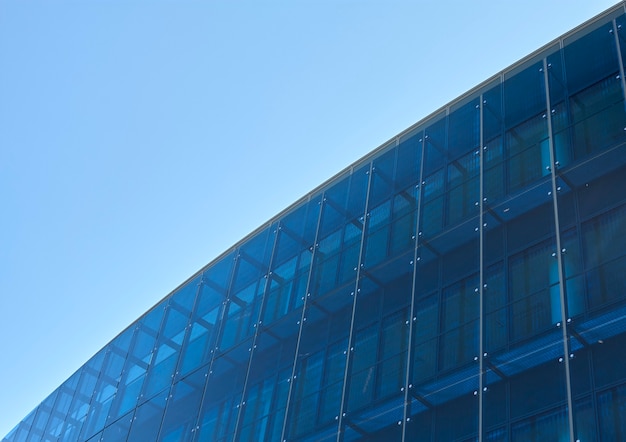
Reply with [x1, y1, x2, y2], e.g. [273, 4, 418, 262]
[5, 3, 626, 441]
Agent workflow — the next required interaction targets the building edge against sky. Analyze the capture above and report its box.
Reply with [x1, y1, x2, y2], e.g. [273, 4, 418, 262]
[6, 2, 626, 441]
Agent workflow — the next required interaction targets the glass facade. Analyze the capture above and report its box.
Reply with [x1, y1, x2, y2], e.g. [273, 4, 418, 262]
[5, 4, 626, 442]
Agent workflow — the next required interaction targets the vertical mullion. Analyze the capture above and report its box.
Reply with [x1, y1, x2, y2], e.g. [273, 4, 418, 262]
[478, 94, 485, 442]
[190, 251, 240, 441]
[612, 19, 626, 105]
[543, 57, 576, 442]
[154, 279, 203, 440]
[232, 224, 281, 441]
[279, 195, 325, 442]
[401, 133, 426, 442]
[336, 164, 374, 441]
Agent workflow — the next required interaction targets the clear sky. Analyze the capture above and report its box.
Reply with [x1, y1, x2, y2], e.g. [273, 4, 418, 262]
[0, 0, 620, 437]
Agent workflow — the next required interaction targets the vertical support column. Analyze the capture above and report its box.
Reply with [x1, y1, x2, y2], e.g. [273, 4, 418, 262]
[401, 134, 426, 442]
[336, 163, 374, 442]
[478, 95, 485, 442]
[542, 57, 576, 442]
[279, 197, 326, 442]
[232, 225, 281, 441]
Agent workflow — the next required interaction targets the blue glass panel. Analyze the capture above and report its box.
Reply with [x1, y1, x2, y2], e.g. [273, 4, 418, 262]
[202, 251, 236, 295]
[511, 406, 568, 442]
[597, 383, 626, 441]
[195, 353, 247, 442]
[547, 47, 567, 106]
[143, 305, 190, 400]
[440, 274, 479, 372]
[231, 226, 274, 294]
[263, 198, 320, 326]
[80, 328, 134, 440]
[237, 362, 292, 442]
[170, 275, 201, 313]
[504, 61, 546, 129]
[176, 254, 235, 379]
[369, 147, 395, 208]
[564, 21, 619, 95]
[483, 80, 503, 143]
[433, 393, 477, 440]
[505, 114, 550, 193]
[107, 325, 155, 425]
[219, 279, 264, 351]
[27, 391, 57, 441]
[446, 149, 479, 226]
[341, 273, 410, 437]
[44, 372, 77, 439]
[158, 368, 207, 440]
[284, 289, 354, 440]
[448, 98, 480, 160]
[395, 131, 422, 191]
[127, 390, 167, 441]
[101, 412, 131, 442]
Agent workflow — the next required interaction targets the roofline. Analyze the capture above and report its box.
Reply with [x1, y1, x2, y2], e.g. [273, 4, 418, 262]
[111, 0, 626, 353]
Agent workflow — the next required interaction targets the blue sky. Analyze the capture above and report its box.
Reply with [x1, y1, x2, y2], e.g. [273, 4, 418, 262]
[0, 0, 619, 437]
